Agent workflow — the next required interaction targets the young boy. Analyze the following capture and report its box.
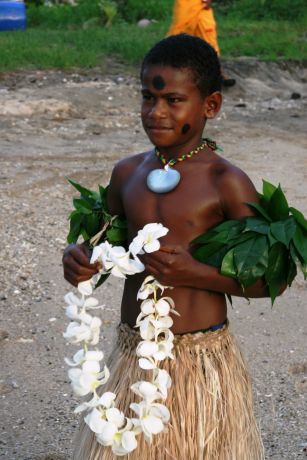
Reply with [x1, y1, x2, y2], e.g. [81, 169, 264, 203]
[63, 34, 266, 459]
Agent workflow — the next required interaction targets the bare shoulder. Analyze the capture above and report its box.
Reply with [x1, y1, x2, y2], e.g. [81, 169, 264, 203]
[111, 151, 148, 181]
[210, 155, 259, 219]
[107, 151, 149, 215]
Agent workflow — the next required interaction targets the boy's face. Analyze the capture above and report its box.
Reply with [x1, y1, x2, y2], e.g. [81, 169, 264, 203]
[141, 65, 215, 150]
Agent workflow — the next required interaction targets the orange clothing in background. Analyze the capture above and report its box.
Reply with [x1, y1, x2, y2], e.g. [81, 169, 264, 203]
[168, 0, 220, 55]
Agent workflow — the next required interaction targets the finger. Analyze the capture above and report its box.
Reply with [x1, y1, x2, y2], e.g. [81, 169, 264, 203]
[159, 247, 177, 255]
[65, 255, 98, 277]
[143, 252, 170, 267]
[145, 264, 161, 278]
[70, 247, 97, 269]
[64, 272, 93, 287]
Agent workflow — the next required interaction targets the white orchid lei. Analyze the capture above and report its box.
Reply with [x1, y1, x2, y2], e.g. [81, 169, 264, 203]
[63, 223, 179, 456]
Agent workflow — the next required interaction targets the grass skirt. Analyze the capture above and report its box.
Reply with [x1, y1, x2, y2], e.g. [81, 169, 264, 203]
[73, 322, 264, 459]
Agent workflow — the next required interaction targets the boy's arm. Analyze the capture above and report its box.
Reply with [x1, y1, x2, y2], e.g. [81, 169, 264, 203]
[143, 167, 270, 298]
[62, 162, 125, 286]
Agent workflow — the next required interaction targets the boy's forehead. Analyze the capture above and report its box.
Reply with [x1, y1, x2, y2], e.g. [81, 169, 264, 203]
[141, 64, 196, 89]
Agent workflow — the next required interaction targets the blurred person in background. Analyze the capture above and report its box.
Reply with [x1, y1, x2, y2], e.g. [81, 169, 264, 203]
[168, 0, 236, 87]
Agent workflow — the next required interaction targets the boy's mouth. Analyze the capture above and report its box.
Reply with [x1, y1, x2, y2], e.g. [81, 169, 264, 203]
[146, 125, 172, 131]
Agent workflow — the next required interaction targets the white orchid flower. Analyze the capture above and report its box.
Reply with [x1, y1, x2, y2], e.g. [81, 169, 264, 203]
[63, 316, 101, 345]
[129, 223, 169, 256]
[98, 391, 117, 408]
[64, 291, 84, 308]
[75, 395, 101, 414]
[65, 305, 94, 324]
[138, 357, 157, 370]
[136, 316, 156, 341]
[63, 321, 92, 344]
[154, 341, 174, 361]
[96, 408, 126, 446]
[137, 276, 167, 300]
[112, 430, 137, 456]
[152, 369, 172, 399]
[68, 363, 110, 396]
[130, 401, 167, 442]
[64, 349, 104, 367]
[91, 241, 144, 278]
[136, 340, 159, 358]
[84, 407, 107, 434]
[130, 381, 163, 403]
[155, 297, 175, 316]
[75, 390, 117, 414]
[78, 279, 94, 296]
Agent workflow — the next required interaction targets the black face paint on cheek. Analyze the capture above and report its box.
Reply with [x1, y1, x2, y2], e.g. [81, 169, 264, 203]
[181, 123, 191, 134]
[152, 75, 165, 90]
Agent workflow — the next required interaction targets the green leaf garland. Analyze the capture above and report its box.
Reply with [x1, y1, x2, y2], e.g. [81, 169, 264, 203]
[192, 180, 307, 304]
[67, 179, 128, 287]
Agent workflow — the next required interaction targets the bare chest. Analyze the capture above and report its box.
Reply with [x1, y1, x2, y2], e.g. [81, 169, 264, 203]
[121, 160, 223, 244]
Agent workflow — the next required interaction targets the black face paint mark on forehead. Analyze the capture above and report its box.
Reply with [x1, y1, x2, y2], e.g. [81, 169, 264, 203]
[181, 123, 191, 134]
[152, 75, 165, 90]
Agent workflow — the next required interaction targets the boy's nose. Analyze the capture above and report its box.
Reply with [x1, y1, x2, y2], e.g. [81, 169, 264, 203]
[149, 99, 167, 118]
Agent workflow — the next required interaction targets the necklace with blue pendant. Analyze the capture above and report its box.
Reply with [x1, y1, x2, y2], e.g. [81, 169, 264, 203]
[146, 138, 220, 194]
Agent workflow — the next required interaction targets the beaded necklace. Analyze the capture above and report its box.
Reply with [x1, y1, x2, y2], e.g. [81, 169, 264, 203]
[147, 138, 220, 194]
[156, 138, 218, 167]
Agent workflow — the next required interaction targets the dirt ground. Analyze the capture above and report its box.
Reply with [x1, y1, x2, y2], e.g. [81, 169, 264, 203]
[0, 59, 306, 460]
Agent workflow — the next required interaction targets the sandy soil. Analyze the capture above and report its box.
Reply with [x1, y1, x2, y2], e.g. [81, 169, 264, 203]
[0, 59, 306, 460]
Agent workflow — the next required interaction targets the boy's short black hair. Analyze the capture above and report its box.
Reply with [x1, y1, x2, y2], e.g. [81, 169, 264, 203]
[141, 34, 222, 96]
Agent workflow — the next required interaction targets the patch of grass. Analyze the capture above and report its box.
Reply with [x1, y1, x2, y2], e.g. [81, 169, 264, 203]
[218, 17, 307, 60]
[0, 22, 169, 72]
[0, 17, 306, 72]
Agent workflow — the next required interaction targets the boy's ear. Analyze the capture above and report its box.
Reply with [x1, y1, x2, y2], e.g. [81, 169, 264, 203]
[203, 92, 222, 119]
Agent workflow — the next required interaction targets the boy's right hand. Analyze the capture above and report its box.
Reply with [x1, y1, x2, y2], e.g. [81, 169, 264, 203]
[62, 243, 99, 287]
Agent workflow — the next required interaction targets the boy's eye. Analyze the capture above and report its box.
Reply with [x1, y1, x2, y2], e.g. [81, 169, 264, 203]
[142, 93, 153, 101]
[168, 97, 181, 104]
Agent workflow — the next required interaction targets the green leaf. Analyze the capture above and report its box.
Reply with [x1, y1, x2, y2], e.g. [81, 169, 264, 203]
[192, 229, 218, 245]
[268, 230, 278, 247]
[112, 216, 128, 229]
[229, 231, 260, 246]
[84, 213, 101, 238]
[245, 217, 270, 235]
[192, 220, 241, 244]
[270, 217, 297, 247]
[234, 235, 268, 287]
[300, 261, 307, 279]
[246, 202, 272, 222]
[68, 178, 96, 199]
[265, 243, 288, 304]
[289, 242, 301, 264]
[221, 249, 237, 277]
[99, 184, 109, 208]
[81, 227, 90, 241]
[287, 257, 297, 287]
[73, 198, 93, 214]
[293, 225, 307, 262]
[106, 227, 127, 244]
[193, 242, 224, 262]
[262, 179, 277, 202]
[67, 212, 84, 244]
[289, 207, 307, 232]
[268, 185, 289, 221]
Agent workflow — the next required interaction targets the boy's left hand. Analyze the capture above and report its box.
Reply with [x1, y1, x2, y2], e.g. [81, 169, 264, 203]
[142, 245, 196, 287]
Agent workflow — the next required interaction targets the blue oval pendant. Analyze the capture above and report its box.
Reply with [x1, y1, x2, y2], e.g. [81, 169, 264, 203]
[147, 165, 181, 193]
